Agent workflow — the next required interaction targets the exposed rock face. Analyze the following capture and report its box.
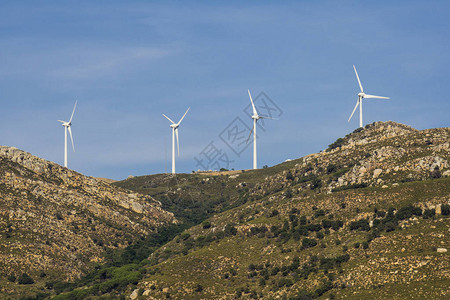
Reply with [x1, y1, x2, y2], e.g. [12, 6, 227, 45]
[251, 122, 449, 197]
[0, 146, 176, 281]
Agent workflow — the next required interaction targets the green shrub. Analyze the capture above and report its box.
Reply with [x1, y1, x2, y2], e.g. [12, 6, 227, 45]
[327, 164, 337, 174]
[276, 278, 293, 288]
[302, 238, 318, 249]
[396, 205, 422, 220]
[441, 204, 450, 215]
[306, 224, 322, 232]
[300, 216, 307, 225]
[327, 138, 345, 151]
[7, 274, 16, 282]
[362, 241, 369, 249]
[349, 219, 370, 231]
[18, 273, 34, 284]
[194, 284, 203, 292]
[423, 208, 435, 219]
[314, 209, 325, 218]
[269, 209, 279, 217]
[224, 224, 237, 236]
[202, 221, 211, 229]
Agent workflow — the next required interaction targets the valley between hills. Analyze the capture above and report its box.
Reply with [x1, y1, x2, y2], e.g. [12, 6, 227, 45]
[1, 121, 449, 299]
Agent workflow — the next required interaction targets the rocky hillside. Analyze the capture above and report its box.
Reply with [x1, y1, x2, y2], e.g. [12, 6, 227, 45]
[106, 121, 449, 300]
[0, 146, 176, 296]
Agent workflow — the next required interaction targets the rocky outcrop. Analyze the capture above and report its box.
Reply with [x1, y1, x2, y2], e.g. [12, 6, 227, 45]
[250, 122, 449, 198]
[0, 146, 176, 281]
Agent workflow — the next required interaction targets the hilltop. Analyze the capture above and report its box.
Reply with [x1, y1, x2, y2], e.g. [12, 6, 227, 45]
[0, 146, 176, 297]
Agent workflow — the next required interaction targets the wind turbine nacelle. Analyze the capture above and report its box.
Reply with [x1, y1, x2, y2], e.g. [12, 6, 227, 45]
[170, 124, 178, 129]
[252, 115, 260, 120]
[358, 92, 365, 98]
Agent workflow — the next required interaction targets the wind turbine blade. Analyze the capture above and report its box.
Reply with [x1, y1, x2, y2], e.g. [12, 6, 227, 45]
[163, 114, 176, 124]
[348, 99, 360, 122]
[57, 120, 65, 123]
[363, 94, 390, 99]
[175, 128, 180, 156]
[259, 116, 277, 120]
[246, 123, 255, 143]
[248, 89, 258, 116]
[177, 107, 190, 125]
[68, 126, 75, 152]
[69, 101, 77, 123]
[353, 65, 364, 92]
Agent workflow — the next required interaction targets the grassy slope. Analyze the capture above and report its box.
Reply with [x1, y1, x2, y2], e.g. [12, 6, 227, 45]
[133, 178, 449, 299]
[50, 123, 450, 299]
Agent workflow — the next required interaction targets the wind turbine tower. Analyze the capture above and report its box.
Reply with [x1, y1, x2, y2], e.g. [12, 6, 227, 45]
[348, 65, 390, 128]
[247, 90, 272, 170]
[57, 101, 77, 168]
[163, 107, 190, 174]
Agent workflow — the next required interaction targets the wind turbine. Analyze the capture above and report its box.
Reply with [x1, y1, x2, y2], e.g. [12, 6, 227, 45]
[163, 107, 190, 174]
[348, 65, 390, 128]
[247, 90, 272, 170]
[58, 101, 77, 168]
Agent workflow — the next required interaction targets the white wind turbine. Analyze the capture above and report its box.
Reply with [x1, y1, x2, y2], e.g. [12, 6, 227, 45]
[163, 107, 190, 174]
[247, 90, 273, 170]
[348, 65, 390, 128]
[57, 101, 77, 168]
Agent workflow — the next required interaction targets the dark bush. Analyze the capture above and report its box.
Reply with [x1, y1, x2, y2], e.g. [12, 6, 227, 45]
[430, 166, 441, 179]
[300, 216, 307, 225]
[327, 164, 337, 174]
[193, 283, 203, 292]
[224, 224, 237, 236]
[202, 221, 211, 229]
[384, 221, 397, 232]
[396, 205, 422, 220]
[376, 210, 386, 218]
[7, 274, 16, 282]
[314, 280, 333, 297]
[331, 220, 344, 231]
[327, 138, 345, 151]
[276, 278, 293, 288]
[18, 273, 34, 284]
[314, 209, 325, 218]
[269, 209, 279, 217]
[423, 208, 435, 219]
[306, 224, 322, 232]
[270, 225, 281, 237]
[302, 238, 318, 249]
[310, 177, 322, 190]
[441, 204, 450, 216]
[286, 171, 294, 181]
[322, 219, 332, 229]
[332, 183, 367, 192]
[349, 219, 370, 231]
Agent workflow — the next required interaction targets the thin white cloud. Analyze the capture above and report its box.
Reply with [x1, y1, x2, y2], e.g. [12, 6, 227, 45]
[47, 46, 174, 80]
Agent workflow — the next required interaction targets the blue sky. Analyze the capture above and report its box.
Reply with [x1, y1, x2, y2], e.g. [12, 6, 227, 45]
[0, 1, 449, 180]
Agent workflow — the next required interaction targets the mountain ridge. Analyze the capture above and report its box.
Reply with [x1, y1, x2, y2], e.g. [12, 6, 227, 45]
[1, 121, 449, 299]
